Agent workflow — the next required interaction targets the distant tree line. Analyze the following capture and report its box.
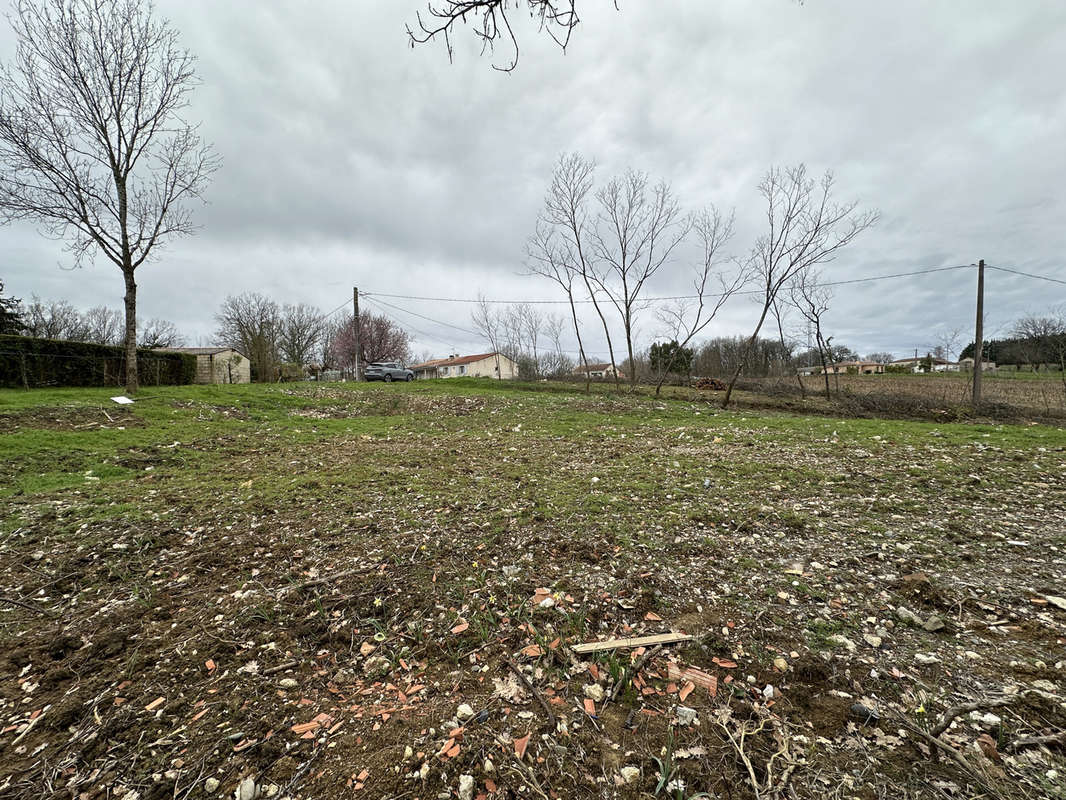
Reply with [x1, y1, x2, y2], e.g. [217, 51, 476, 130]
[0, 284, 184, 348]
[617, 336, 864, 386]
[960, 311, 1066, 372]
[214, 292, 412, 382]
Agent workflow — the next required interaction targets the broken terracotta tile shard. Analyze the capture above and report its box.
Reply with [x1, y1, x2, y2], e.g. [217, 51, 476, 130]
[665, 663, 718, 697]
[570, 632, 692, 654]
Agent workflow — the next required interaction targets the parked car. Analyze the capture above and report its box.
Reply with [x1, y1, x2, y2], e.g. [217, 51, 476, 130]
[364, 361, 414, 382]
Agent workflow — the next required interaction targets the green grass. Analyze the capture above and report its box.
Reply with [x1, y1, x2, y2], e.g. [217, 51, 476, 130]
[3, 378, 1063, 509]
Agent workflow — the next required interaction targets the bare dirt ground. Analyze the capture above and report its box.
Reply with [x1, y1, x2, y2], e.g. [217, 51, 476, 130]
[1, 380, 1064, 800]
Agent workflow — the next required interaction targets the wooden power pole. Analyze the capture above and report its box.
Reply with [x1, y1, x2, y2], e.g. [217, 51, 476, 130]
[972, 260, 984, 405]
[353, 287, 361, 382]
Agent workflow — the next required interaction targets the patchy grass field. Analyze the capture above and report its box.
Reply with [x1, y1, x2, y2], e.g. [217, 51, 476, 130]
[1, 379, 1064, 800]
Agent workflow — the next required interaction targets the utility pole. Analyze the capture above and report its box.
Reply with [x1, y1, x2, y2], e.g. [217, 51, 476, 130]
[972, 260, 984, 405]
[353, 287, 361, 382]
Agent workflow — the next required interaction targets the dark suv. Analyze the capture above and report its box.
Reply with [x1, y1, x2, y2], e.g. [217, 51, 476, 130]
[364, 362, 414, 382]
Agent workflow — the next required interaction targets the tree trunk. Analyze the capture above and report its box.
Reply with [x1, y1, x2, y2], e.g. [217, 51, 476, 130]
[722, 302, 772, 408]
[580, 273, 619, 391]
[122, 268, 138, 394]
[772, 300, 805, 398]
[624, 315, 637, 392]
[566, 292, 591, 395]
[819, 346, 831, 399]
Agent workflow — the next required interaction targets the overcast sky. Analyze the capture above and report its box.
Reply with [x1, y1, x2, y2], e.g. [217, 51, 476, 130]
[2, 0, 1065, 361]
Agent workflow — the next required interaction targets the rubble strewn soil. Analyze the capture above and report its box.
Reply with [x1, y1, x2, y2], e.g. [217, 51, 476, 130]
[1, 380, 1064, 800]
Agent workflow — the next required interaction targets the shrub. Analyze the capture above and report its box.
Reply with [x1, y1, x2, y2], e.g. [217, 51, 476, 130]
[0, 335, 195, 388]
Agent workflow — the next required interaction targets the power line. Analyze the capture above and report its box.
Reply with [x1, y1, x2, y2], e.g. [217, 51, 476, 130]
[362, 264, 977, 305]
[361, 296, 478, 346]
[364, 291, 609, 358]
[318, 299, 352, 322]
[367, 295, 482, 337]
[985, 264, 1066, 286]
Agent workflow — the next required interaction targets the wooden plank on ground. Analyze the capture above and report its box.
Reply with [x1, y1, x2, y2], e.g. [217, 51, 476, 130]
[570, 632, 692, 654]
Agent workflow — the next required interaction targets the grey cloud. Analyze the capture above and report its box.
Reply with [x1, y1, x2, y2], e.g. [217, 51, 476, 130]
[1, 0, 1064, 360]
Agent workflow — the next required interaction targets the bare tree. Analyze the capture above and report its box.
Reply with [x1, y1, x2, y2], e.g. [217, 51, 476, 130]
[320, 316, 341, 369]
[407, 0, 585, 72]
[20, 296, 88, 340]
[1011, 313, 1065, 372]
[139, 316, 183, 348]
[528, 154, 620, 388]
[1048, 307, 1066, 398]
[528, 154, 622, 388]
[215, 293, 280, 382]
[652, 207, 742, 395]
[866, 351, 895, 365]
[788, 269, 835, 399]
[517, 303, 543, 377]
[278, 303, 324, 366]
[592, 169, 690, 390]
[0, 0, 219, 393]
[498, 303, 522, 362]
[931, 327, 962, 363]
[769, 297, 805, 396]
[83, 305, 122, 344]
[526, 204, 591, 390]
[539, 311, 570, 377]
[721, 165, 878, 407]
[471, 294, 504, 379]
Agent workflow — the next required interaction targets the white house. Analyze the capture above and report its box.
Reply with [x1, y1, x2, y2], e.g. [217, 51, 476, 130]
[890, 356, 961, 373]
[571, 362, 626, 379]
[409, 352, 518, 380]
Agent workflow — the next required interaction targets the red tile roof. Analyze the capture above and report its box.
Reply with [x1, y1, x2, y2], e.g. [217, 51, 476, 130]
[410, 352, 502, 369]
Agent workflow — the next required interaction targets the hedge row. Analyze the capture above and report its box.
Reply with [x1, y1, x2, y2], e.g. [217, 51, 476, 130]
[0, 335, 196, 388]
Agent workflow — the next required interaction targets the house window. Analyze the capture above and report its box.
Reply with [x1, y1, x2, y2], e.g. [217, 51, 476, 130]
[459, 365, 466, 375]
[441, 367, 449, 376]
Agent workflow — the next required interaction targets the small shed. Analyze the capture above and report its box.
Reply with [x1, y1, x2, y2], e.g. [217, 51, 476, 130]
[160, 347, 250, 384]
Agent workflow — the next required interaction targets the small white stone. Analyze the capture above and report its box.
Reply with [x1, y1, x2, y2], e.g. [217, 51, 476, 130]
[278, 678, 298, 688]
[977, 712, 1001, 729]
[620, 766, 640, 784]
[456, 703, 475, 721]
[827, 635, 856, 653]
[458, 774, 475, 800]
[675, 706, 698, 726]
[205, 778, 220, 793]
[235, 777, 256, 800]
[583, 684, 605, 702]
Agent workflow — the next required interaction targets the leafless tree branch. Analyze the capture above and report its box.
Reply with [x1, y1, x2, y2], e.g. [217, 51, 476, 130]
[406, 0, 588, 72]
[721, 164, 878, 407]
[0, 0, 219, 391]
